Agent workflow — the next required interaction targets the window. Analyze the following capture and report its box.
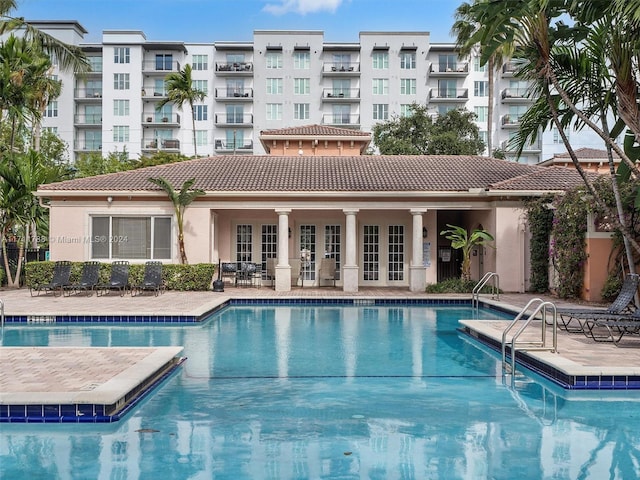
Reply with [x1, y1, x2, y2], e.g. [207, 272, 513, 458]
[294, 103, 310, 120]
[438, 79, 457, 98]
[266, 78, 283, 94]
[474, 106, 488, 122]
[400, 52, 416, 69]
[45, 101, 58, 117]
[324, 225, 341, 280]
[400, 78, 416, 95]
[193, 105, 208, 121]
[474, 81, 489, 97]
[479, 130, 488, 146]
[373, 104, 389, 120]
[236, 225, 253, 262]
[226, 105, 244, 124]
[192, 54, 208, 70]
[363, 225, 379, 281]
[113, 100, 129, 116]
[195, 130, 207, 146]
[400, 104, 413, 117]
[294, 78, 310, 95]
[156, 104, 172, 123]
[331, 79, 350, 97]
[333, 53, 351, 70]
[300, 225, 316, 282]
[438, 105, 457, 115]
[88, 56, 102, 73]
[226, 53, 245, 64]
[83, 105, 101, 124]
[113, 126, 129, 142]
[473, 57, 487, 72]
[266, 52, 283, 69]
[226, 79, 245, 97]
[225, 129, 244, 148]
[373, 78, 388, 95]
[91, 216, 171, 260]
[266, 103, 283, 120]
[509, 80, 529, 98]
[113, 73, 130, 90]
[155, 54, 173, 71]
[86, 80, 102, 98]
[43, 126, 58, 134]
[261, 225, 278, 280]
[154, 79, 166, 96]
[553, 127, 568, 144]
[388, 225, 404, 281]
[332, 105, 351, 124]
[294, 51, 310, 69]
[438, 54, 458, 72]
[192, 79, 208, 95]
[114, 47, 130, 64]
[372, 52, 389, 69]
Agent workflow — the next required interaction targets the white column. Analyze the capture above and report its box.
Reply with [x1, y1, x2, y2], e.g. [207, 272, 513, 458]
[409, 209, 427, 292]
[343, 209, 359, 292]
[275, 209, 291, 291]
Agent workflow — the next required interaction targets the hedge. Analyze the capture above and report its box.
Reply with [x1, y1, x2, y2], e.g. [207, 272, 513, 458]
[24, 261, 216, 291]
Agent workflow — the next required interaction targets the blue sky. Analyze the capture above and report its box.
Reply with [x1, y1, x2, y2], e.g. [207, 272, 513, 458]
[14, 0, 463, 44]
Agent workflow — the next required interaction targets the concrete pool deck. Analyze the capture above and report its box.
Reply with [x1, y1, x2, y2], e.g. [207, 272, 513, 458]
[1, 286, 639, 422]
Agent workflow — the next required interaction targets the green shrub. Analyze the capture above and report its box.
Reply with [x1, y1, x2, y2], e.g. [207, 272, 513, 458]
[425, 277, 500, 294]
[600, 274, 623, 303]
[24, 261, 216, 291]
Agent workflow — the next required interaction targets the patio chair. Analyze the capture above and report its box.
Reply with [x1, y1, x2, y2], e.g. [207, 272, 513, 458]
[236, 262, 260, 287]
[64, 261, 100, 296]
[265, 257, 276, 289]
[319, 258, 337, 287]
[97, 261, 130, 296]
[578, 308, 640, 346]
[132, 261, 164, 296]
[555, 273, 639, 333]
[220, 262, 238, 286]
[30, 260, 72, 297]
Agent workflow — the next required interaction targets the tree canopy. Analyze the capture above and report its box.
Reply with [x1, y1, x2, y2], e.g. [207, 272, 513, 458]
[372, 105, 485, 155]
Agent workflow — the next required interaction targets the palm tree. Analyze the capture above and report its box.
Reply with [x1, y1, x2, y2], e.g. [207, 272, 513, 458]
[148, 177, 205, 264]
[0, 0, 88, 73]
[440, 224, 494, 282]
[157, 64, 206, 158]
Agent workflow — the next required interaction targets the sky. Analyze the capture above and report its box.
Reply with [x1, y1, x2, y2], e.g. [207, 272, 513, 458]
[13, 0, 463, 44]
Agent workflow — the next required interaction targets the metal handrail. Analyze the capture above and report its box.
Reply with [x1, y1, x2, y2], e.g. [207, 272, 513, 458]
[501, 299, 557, 378]
[472, 272, 500, 310]
[0, 299, 4, 346]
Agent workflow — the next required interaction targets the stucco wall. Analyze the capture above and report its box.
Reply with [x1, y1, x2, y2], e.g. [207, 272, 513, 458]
[494, 206, 526, 292]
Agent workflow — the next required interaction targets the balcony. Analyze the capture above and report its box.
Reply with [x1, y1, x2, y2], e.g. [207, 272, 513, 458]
[428, 88, 468, 102]
[502, 62, 518, 77]
[501, 88, 531, 102]
[322, 88, 360, 102]
[215, 62, 253, 75]
[214, 113, 253, 127]
[142, 60, 181, 74]
[141, 138, 181, 152]
[142, 113, 181, 127]
[501, 138, 542, 152]
[215, 88, 253, 100]
[321, 63, 360, 75]
[429, 63, 469, 76]
[321, 114, 360, 127]
[214, 139, 254, 152]
[74, 141, 102, 152]
[142, 88, 168, 99]
[74, 114, 102, 126]
[74, 88, 103, 101]
[501, 114, 521, 128]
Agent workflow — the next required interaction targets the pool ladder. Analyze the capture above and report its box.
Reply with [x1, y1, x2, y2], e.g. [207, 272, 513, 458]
[472, 272, 500, 310]
[501, 298, 557, 381]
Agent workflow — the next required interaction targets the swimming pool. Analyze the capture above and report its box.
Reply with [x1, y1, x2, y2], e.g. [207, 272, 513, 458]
[2, 304, 640, 479]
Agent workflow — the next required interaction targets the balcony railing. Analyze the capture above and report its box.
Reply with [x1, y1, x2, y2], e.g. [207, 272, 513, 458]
[74, 114, 102, 125]
[142, 138, 180, 151]
[142, 88, 167, 99]
[142, 60, 181, 73]
[323, 88, 360, 99]
[74, 141, 102, 151]
[214, 113, 253, 125]
[142, 113, 181, 125]
[215, 88, 253, 98]
[322, 62, 360, 73]
[74, 88, 103, 99]
[321, 114, 360, 126]
[429, 88, 468, 100]
[215, 62, 253, 72]
[430, 63, 469, 74]
[501, 138, 542, 151]
[214, 139, 254, 151]
[501, 88, 530, 100]
[503, 62, 518, 74]
[501, 114, 522, 126]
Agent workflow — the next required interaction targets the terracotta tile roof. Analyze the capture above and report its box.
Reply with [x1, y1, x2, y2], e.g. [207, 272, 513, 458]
[550, 147, 620, 160]
[38, 155, 587, 194]
[260, 124, 371, 137]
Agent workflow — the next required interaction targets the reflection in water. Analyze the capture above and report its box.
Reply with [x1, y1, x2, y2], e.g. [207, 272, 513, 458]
[2, 306, 640, 479]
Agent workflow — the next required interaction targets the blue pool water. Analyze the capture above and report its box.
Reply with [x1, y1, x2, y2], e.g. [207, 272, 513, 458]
[2, 304, 640, 479]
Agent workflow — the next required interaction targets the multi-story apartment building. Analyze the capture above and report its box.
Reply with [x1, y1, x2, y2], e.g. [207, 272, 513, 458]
[30, 21, 602, 164]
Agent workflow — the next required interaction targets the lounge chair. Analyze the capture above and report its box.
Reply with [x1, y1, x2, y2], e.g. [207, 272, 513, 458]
[319, 258, 337, 287]
[97, 261, 130, 296]
[30, 260, 72, 297]
[556, 273, 639, 332]
[132, 261, 164, 296]
[64, 261, 100, 296]
[578, 308, 640, 346]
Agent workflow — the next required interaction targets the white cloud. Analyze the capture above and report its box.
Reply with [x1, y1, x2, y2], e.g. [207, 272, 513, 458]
[263, 0, 344, 15]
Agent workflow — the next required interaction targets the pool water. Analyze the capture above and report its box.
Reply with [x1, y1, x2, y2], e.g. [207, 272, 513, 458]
[2, 304, 640, 479]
